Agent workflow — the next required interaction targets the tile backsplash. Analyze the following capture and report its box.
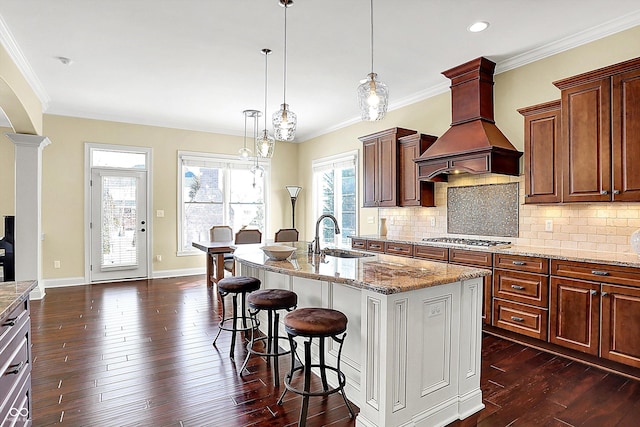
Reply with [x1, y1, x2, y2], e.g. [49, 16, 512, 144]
[380, 174, 640, 254]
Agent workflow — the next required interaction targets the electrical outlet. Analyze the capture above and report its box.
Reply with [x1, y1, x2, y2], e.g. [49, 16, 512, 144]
[545, 219, 553, 232]
[156, 210, 165, 217]
[430, 217, 436, 227]
[367, 216, 374, 224]
[155, 255, 162, 262]
[54, 260, 61, 269]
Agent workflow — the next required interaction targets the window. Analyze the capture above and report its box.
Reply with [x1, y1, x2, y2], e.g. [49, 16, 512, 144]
[312, 151, 358, 247]
[178, 151, 269, 254]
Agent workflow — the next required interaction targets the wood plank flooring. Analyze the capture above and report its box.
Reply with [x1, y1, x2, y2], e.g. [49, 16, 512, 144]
[30, 276, 640, 426]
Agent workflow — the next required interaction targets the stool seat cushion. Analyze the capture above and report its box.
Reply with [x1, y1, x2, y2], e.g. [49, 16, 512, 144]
[248, 289, 297, 310]
[217, 276, 261, 293]
[284, 307, 347, 337]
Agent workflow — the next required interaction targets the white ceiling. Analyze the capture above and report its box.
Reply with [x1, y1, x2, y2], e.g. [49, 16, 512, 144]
[0, 1, 639, 141]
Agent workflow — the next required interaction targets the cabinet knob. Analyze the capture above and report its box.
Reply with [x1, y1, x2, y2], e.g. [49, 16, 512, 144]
[602, 291, 609, 297]
[613, 190, 620, 195]
[600, 190, 609, 195]
[590, 289, 598, 296]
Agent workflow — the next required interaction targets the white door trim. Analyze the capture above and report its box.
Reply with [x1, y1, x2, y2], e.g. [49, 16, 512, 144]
[84, 143, 153, 283]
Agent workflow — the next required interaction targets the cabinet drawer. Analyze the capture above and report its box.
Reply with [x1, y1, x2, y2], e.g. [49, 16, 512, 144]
[414, 245, 448, 262]
[0, 370, 30, 427]
[551, 259, 640, 287]
[0, 318, 30, 421]
[0, 300, 28, 351]
[493, 269, 549, 307]
[366, 239, 385, 253]
[493, 299, 548, 340]
[351, 238, 366, 250]
[384, 242, 413, 257]
[449, 249, 492, 267]
[494, 253, 549, 274]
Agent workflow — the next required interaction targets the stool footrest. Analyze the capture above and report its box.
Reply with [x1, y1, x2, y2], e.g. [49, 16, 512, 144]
[218, 316, 254, 333]
[247, 335, 292, 358]
[283, 364, 347, 397]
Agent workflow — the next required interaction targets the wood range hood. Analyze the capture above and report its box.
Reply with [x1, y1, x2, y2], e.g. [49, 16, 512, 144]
[415, 57, 522, 181]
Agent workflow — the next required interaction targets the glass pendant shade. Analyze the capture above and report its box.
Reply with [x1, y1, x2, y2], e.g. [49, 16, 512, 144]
[239, 110, 254, 159]
[273, 104, 297, 142]
[357, 74, 389, 121]
[256, 130, 275, 158]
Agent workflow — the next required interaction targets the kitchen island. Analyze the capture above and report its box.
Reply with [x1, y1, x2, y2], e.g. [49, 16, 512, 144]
[233, 242, 490, 427]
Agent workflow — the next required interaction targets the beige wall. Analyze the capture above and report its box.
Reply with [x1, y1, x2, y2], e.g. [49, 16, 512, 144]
[0, 127, 15, 236]
[40, 115, 298, 279]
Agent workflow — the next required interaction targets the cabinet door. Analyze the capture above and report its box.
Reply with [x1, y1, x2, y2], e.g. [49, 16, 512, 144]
[612, 68, 640, 201]
[561, 78, 611, 202]
[377, 133, 398, 207]
[549, 277, 600, 355]
[519, 101, 562, 203]
[601, 284, 640, 368]
[398, 134, 436, 207]
[362, 138, 378, 207]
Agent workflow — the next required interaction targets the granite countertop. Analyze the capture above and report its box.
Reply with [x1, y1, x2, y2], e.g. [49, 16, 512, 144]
[356, 235, 640, 268]
[0, 280, 38, 321]
[233, 242, 490, 295]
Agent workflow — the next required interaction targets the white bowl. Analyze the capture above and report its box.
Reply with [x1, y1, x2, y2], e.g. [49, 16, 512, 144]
[260, 245, 296, 260]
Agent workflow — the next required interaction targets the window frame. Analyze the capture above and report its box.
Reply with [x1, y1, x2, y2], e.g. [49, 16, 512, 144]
[312, 150, 359, 247]
[177, 151, 270, 256]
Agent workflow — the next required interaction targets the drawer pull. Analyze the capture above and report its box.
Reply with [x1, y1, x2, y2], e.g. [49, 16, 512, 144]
[2, 317, 17, 327]
[510, 316, 525, 322]
[370, 244, 381, 249]
[512, 261, 526, 266]
[591, 270, 609, 276]
[511, 285, 525, 290]
[5, 361, 25, 375]
[392, 247, 402, 251]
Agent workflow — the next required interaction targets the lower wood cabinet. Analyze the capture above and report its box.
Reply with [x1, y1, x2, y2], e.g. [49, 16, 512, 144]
[493, 298, 548, 340]
[449, 249, 492, 326]
[549, 276, 600, 355]
[601, 283, 640, 368]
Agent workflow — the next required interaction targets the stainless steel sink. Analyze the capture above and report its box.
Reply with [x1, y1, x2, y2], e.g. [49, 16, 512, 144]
[322, 248, 374, 259]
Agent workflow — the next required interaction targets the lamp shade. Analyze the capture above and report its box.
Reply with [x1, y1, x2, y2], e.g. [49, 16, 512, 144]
[357, 72, 389, 121]
[286, 185, 302, 198]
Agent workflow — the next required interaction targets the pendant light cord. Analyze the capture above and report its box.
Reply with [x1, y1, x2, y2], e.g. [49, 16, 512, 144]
[370, 0, 374, 74]
[283, 3, 288, 105]
[264, 51, 269, 128]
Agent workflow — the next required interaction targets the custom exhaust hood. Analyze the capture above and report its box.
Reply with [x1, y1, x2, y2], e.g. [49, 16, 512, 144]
[415, 57, 522, 181]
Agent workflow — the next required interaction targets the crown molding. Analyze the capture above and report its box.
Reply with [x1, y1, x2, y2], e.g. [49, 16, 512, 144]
[0, 14, 50, 109]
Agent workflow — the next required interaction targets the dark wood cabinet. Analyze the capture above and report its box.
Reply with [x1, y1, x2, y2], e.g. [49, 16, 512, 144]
[552, 57, 640, 203]
[397, 133, 437, 207]
[549, 276, 600, 355]
[449, 249, 492, 325]
[413, 244, 448, 262]
[360, 127, 424, 207]
[601, 284, 640, 368]
[518, 100, 562, 204]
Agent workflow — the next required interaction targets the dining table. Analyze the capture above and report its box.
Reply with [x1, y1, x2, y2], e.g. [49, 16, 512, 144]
[191, 240, 235, 286]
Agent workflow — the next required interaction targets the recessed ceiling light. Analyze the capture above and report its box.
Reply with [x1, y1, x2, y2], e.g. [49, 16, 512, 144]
[468, 21, 489, 33]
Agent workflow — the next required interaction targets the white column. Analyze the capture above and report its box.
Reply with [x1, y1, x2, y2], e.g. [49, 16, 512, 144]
[5, 133, 51, 299]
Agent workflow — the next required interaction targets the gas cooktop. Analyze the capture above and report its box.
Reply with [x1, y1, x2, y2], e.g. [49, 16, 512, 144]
[422, 237, 512, 249]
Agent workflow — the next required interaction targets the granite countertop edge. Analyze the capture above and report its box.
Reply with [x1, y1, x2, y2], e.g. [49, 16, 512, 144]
[234, 244, 489, 295]
[0, 280, 38, 321]
[356, 235, 640, 268]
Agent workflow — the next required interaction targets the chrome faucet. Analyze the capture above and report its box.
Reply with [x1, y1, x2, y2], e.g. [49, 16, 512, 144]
[313, 214, 341, 255]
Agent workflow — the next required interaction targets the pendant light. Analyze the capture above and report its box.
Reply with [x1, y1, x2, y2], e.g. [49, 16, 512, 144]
[250, 110, 265, 181]
[357, 0, 388, 121]
[272, 0, 297, 141]
[256, 48, 276, 157]
[239, 110, 253, 159]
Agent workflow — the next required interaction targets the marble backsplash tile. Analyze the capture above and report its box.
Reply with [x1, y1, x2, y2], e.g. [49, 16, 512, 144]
[379, 174, 640, 255]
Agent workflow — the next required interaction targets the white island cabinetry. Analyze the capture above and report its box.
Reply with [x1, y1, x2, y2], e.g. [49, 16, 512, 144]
[235, 245, 487, 427]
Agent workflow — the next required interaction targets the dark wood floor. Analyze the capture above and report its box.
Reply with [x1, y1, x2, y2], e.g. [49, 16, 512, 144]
[30, 276, 640, 426]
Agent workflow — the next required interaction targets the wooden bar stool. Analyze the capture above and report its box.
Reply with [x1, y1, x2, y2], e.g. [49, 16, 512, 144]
[277, 307, 354, 426]
[239, 289, 298, 386]
[212, 276, 261, 359]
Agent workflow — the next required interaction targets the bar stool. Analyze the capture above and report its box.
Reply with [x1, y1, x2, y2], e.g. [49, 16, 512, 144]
[239, 289, 298, 386]
[277, 307, 354, 426]
[212, 276, 261, 359]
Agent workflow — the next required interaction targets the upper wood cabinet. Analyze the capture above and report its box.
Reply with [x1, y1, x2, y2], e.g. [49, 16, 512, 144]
[518, 100, 562, 204]
[552, 57, 640, 203]
[360, 128, 436, 207]
[398, 133, 437, 207]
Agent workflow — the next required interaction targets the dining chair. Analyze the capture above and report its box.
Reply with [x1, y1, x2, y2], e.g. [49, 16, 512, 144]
[224, 229, 262, 275]
[274, 228, 299, 242]
[209, 225, 234, 278]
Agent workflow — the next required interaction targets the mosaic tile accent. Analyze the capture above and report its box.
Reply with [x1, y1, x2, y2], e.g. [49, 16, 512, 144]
[447, 182, 519, 237]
